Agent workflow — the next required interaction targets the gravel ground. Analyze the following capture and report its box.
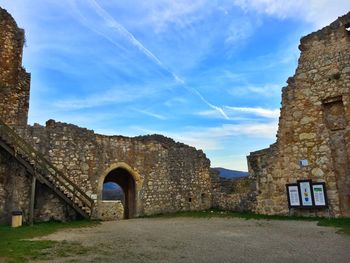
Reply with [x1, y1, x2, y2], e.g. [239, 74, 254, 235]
[33, 217, 350, 263]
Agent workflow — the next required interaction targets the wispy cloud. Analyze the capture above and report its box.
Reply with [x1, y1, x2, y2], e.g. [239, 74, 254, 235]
[185, 122, 278, 149]
[28, 104, 123, 127]
[196, 110, 251, 121]
[141, 0, 208, 33]
[196, 106, 280, 120]
[233, 0, 350, 28]
[230, 83, 282, 97]
[163, 97, 188, 107]
[134, 109, 167, 120]
[225, 17, 258, 46]
[225, 106, 280, 118]
[135, 121, 278, 151]
[53, 85, 157, 110]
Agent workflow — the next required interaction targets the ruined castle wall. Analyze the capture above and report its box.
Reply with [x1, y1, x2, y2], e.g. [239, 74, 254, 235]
[248, 13, 350, 217]
[0, 146, 78, 223]
[0, 7, 34, 224]
[211, 174, 257, 212]
[33, 182, 78, 222]
[25, 120, 213, 219]
[0, 147, 30, 224]
[0, 7, 30, 128]
[210, 168, 257, 212]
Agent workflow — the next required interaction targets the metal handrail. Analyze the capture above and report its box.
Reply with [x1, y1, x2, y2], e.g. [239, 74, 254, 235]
[0, 118, 93, 211]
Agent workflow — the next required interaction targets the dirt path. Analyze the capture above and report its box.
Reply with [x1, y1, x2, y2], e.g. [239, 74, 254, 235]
[33, 217, 350, 263]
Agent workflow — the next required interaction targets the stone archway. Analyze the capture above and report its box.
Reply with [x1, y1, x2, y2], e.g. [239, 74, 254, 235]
[98, 163, 141, 219]
[103, 168, 135, 219]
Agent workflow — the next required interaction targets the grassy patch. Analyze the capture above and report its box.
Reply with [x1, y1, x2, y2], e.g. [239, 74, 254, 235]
[317, 218, 350, 235]
[145, 209, 350, 234]
[0, 220, 99, 263]
[143, 209, 312, 220]
[34, 240, 92, 261]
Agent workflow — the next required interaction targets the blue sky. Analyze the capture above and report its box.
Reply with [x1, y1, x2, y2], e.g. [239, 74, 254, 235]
[1, 0, 350, 171]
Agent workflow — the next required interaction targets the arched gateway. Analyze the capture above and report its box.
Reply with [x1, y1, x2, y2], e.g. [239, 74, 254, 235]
[97, 163, 141, 219]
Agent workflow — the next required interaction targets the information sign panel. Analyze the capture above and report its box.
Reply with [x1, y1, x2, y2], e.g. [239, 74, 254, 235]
[297, 180, 314, 207]
[312, 182, 328, 207]
[286, 184, 301, 208]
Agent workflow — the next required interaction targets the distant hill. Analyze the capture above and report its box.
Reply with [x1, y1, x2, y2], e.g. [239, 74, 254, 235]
[212, 167, 249, 179]
[103, 188, 124, 201]
[102, 182, 124, 201]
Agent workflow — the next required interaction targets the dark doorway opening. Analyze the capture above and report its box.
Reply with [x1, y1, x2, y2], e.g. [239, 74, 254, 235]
[102, 168, 136, 219]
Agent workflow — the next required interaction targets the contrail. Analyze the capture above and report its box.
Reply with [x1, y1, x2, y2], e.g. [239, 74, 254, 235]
[85, 0, 187, 86]
[192, 89, 229, 120]
[87, 0, 164, 67]
[69, 0, 130, 54]
[71, 0, 228, 119]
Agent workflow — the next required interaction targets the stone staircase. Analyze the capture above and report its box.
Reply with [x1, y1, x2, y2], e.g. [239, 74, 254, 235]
[0, 118, 93, 219]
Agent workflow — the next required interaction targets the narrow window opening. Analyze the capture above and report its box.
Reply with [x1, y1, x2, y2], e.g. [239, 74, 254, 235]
[188, 197, 192, 203]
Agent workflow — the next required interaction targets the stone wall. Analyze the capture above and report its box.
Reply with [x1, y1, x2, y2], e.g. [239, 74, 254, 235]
[211, 170, 256, 212]
[96, 201, 124, 220]
[248, 12, 350, 217]
[24, 120, 212, 220]
[0, 147, 30, 224]
[0, 7, 30, 128]
[0, 146, 78, 224]
[34, 183, 78, 222]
